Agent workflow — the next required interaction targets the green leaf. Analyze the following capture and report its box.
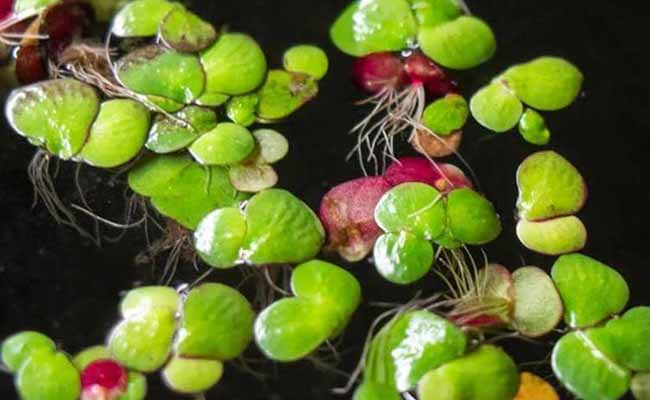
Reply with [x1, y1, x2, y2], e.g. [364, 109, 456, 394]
[1, 331, 55, 373]
[194, 208, 247, 269]
[128, 154, 193, 197]
[469, 80, 522, 133]
[162, 357, 223, 394]
[373, 231, 434, 285]
[146, 106, 217, 154]
[374, 182, 446, 240]
[116, 45, 205, 104]
[253, 129, 289, 164]
[254, 298, 334, 362]
[290, 260, 361, 331]
[368, 310, 467, 391]
[409, 0, 462, 27]
[13, 0, 59, 15]
[111, 0, 179, 37]
[551, 253, 629, 328]
[6, 79, 99, 159]
[511, 266, 563, 337]
[516, 216, 587, 256]
[200, 33, 267, 95]
[283, 45, 329, 80]
[159, 8, 217, 53]
[419, 16, 496, 70]
[175, 283, 254, 360]
[417, 345, 519, 400]
[353, 381, 401, 400]
[190, 122, 255, 166]
[330, 0, 417, 56]
[80, 99, 150, 168]
[241, 189, 325, 265]
[118, 372, 147, 400]
[119, 286, 180, 318]
[503, 57, 583, 111]
[72, 346, 110, 371]
[16, 350, 81, 400]
[632, 373, 650, 400]
[256, 70, 319, 121]
[587, 307, 650, 372]
[226, 94, 259, 127]
[516, 151, 587, 221]
[552, 331, 631, 400]
[422, 94, 469, 136]
[108, 307, 176, 372]
[447, 188, 501, 245]
[518, 108, 551, 145]
[195, 92, 230, 107]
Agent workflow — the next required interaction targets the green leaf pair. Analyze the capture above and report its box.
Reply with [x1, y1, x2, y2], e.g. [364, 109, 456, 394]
[330, 0, 495, 70]
[422, 94, 469, 136]
[255, 260, 361, 362]
[194, 189, 325, 268]
[550, 253, 644, 400]
[470, 57, 583, 140]
[128, 153, 248, 229]
[516, 151, 588, 255]
[6, 79, 151, 167]
[1, 332, 80, 400]
[373, 183, 501, 284]
[108, 284, 253, 394]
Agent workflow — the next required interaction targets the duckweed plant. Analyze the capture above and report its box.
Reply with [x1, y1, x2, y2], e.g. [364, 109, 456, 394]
[2, 1, 650, 400]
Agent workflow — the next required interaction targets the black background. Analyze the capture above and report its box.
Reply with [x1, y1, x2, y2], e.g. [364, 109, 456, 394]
[1, 0, 649, 399]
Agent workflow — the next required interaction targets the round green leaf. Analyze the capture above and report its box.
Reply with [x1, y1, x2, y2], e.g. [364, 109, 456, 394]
[1, 331, 55, 373]
[447, 188, 501, 245]
[195, 92, 229, 107]
[552, 331, 631, 400]
[200, 33, 267, 95]
[283, 45, 329, 80]
[512, 266, 563, 337]
[290, 260, 362, 331]
[368, 310, 467, 391]
[116, 45, 205, 104]
[146, 106, 217, 154]
[229, 164, 279, 193]
[419, 16, 496, 70]
[175, 283, 254, 360]
[409, 0, 463, 28]
[374, 182, 446, 240]
[194, 208, 246, 269]
[417, 345, 519, 400]
[79, 99, 150, 168]
[159, 8, 217, 52]
[422, 94, 469, 136]
[6, 79, 99, 159]
[190, 123, 255, 166]
[632, 373, 650, 400]
[226, 94, 259, 127]
[256, 70, 319, 121]
[120, 286, 180, 318]
[329, 0, 417, 57]
[503, 57, 583, 111]
[162, 357, 223, 394]
[470, 80, 523, 133]
[516, 216, 587, 256]
[254, 298, 334, 362]
[127, 154, 193, 197]
[373, 231, 434, 285]
[72, 345, 109, 371]
[253, 129, 289, 164]
[551, 253, 629, 328]
[241, 189, 325, 265]
[119, 372, 147, 400]
[16, 350, 81, 400]
[111, 0, 179, 37]
[108, 307, 176, 372]
[518, 108, 551, 145]
[587, 307, 650, 372]
[516, 151, 587, 221]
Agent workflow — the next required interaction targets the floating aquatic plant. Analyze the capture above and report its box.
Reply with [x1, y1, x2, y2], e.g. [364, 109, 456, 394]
[330, 0, 495, 173]
[516, 151, 588, 255]
[470, 57, 583, 143]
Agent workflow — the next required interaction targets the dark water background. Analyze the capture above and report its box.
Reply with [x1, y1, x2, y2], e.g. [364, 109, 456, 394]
[1, 0, 649, 398]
